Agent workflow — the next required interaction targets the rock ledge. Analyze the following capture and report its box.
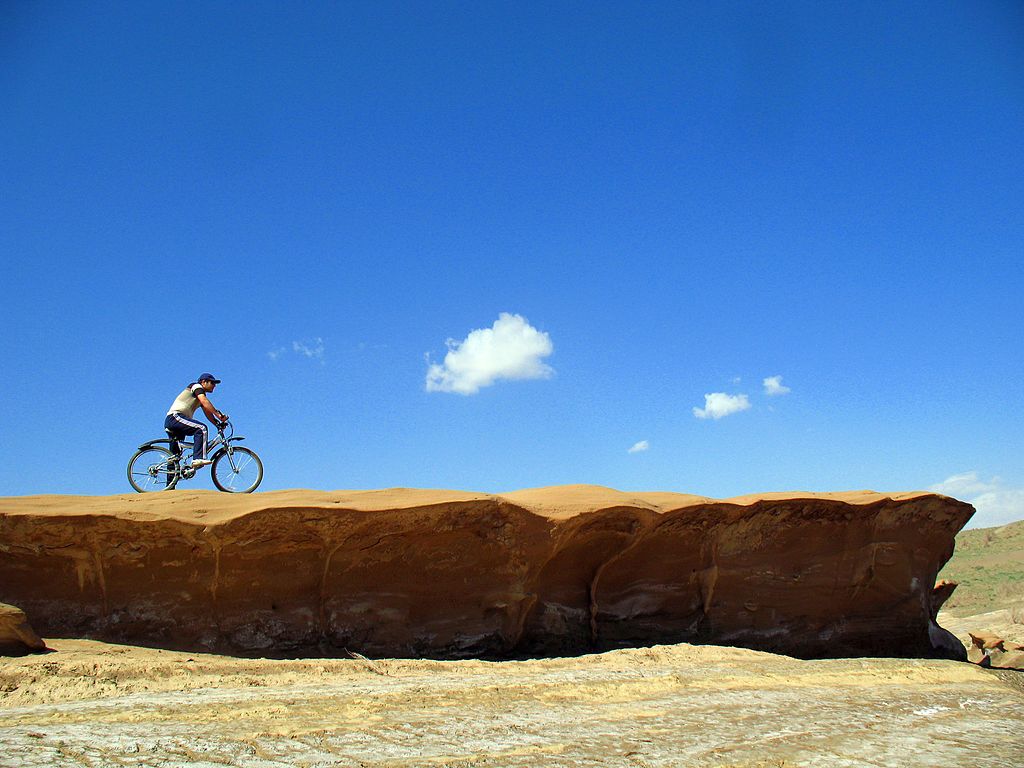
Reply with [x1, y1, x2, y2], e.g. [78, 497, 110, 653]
[0, 486, 973, 659]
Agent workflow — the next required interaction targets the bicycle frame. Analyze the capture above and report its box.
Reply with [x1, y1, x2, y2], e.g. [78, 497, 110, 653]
[140, 423, 248, 482]
[167, 429, 226, 462]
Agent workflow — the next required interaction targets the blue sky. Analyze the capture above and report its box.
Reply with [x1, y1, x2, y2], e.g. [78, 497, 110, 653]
[1, 2, 1021, 527]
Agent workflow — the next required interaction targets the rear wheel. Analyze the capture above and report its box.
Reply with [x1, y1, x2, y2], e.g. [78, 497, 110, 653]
[211, 446, 263, 493]
[127, 446, 179, 492]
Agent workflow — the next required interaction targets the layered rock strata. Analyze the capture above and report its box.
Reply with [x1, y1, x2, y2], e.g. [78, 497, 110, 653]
[0, 486, 973, 660]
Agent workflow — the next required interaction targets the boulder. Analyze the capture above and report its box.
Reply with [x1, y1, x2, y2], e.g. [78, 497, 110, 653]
[988, 649, 1024, 670]
[0, 602, 47, 656]
[0, 486, 973, 660]
[969, 631, 1006, 652]
[966, 631, 1024, 670]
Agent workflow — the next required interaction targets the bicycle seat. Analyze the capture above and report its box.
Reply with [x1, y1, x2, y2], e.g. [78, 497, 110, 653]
[165, 429, 184, 454]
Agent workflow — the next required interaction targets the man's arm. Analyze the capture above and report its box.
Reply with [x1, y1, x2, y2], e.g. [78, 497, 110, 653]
[195, 393, 227, 425]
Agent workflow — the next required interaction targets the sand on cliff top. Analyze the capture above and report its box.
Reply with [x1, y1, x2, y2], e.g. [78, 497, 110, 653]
[0, 484, 940, 525]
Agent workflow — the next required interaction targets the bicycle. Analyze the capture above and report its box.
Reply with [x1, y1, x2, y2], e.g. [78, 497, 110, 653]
[127, 420, 264, 493]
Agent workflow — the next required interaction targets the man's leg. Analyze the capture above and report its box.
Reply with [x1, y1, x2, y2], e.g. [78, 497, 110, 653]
[163, 415, 184, 455]
[167, 413, 208, 462]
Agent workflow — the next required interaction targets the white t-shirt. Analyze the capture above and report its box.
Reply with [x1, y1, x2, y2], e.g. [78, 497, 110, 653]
[167, 383, 205, 418]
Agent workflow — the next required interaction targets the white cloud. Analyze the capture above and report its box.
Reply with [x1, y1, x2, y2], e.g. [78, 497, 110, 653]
[425, 313, 554, 395]
[293, 338, 325, 360]
[693, 392, 751, 420]
[763, 375, 791, 396]
[269, 338, 325, 362]
[628, 440, 649, 454]
[930, 471, 998, 498]
[930, 471, 1024, 528]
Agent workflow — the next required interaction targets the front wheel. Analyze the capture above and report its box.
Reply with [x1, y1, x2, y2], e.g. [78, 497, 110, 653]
[127, 446, 180, 492]
[211, 446, 263, 493]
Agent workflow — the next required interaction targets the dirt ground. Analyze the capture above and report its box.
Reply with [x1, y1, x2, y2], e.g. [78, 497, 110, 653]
[2, 638, 1022, 768]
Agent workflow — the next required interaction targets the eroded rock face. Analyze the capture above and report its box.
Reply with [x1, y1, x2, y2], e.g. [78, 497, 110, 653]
[0, 486, 973, 660]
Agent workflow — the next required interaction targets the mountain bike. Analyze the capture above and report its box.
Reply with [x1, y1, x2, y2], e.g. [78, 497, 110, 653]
[127, 421, 263, 493]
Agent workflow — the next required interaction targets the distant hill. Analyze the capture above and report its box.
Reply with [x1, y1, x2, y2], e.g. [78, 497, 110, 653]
[939, 518, 1024, 616]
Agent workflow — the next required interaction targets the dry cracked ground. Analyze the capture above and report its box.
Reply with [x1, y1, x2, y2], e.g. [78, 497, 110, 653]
[1, 639, 1022, 768]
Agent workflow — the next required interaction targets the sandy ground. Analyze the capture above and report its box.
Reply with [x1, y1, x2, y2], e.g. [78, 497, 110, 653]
[2, 638, 1022, 768]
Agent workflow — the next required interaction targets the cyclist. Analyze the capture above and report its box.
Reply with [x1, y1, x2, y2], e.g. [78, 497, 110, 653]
[165, 373, 229, 468]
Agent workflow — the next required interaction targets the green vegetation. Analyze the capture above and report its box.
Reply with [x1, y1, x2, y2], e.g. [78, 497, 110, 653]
[939, 519, 1024, 617]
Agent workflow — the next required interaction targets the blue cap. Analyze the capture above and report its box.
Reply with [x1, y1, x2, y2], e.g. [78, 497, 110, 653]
[198, 372, 222, 384]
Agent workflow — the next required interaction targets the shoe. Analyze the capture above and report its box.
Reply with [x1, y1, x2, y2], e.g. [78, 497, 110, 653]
[191, 459, 213, 468]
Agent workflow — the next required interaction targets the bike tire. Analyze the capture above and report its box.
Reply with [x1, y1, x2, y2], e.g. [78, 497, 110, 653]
[211, 446, 263, 493]
[127, 446, 180, 493]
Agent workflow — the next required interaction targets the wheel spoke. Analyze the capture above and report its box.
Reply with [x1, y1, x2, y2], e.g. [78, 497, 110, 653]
[212, 447, 262, 493]
[127, 447, 177, 492]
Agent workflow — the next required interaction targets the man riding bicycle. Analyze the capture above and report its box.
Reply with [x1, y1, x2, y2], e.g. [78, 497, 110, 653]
[165, 373, 229, 468]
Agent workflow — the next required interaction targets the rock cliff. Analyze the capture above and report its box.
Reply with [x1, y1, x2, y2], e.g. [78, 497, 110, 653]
[0, 486, 973, 660]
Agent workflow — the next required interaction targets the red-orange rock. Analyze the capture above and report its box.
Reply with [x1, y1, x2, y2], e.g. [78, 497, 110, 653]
[0, 486, 973, 660]
[969, 632, 1006, 651]
[0, 602, 47, 656]
[930, 580, 958, 618]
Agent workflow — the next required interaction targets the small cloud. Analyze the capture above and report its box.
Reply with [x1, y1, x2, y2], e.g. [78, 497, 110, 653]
[268, 338, 325, 363]
[763, 375, 791, 396]
[930, 471, 1024, 528]
[426, 313, 554, 395]
[628, 440, 650, 454]
[930, 471, 998, 498]
[293, 338, 325, 361]
[693, 392, 751, 420]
